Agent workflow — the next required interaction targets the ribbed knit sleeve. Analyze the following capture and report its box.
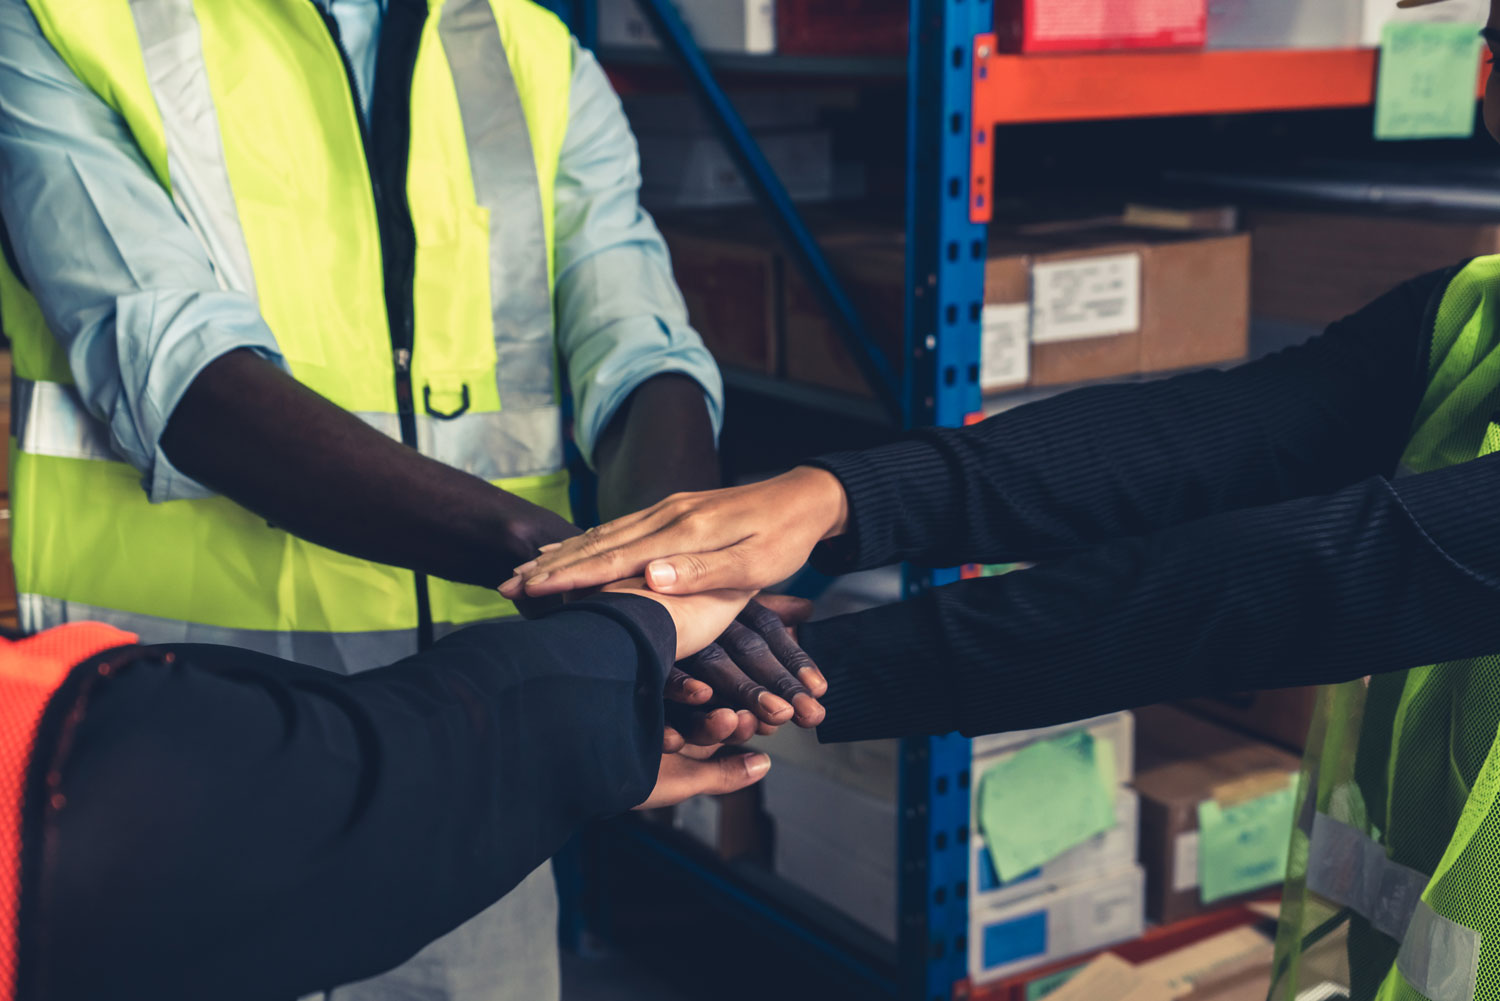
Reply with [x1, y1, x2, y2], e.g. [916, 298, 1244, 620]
[807, 453, 1500, 742]
[807, 269, 1449, 573]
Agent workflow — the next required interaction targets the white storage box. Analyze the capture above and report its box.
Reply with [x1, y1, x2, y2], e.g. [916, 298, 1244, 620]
[969, 866, 1146, 985]
[1206, 0, 1360, 50]
[971, 788, 1139, 911]
[773, 823, 897, 941]
[972, 710, 1135, 785]
[1361, 0, 1486, 45]
[597, 0, 776, 54]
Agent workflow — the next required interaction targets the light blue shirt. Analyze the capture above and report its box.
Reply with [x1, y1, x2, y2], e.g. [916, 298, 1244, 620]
[0, 0, 722, 502]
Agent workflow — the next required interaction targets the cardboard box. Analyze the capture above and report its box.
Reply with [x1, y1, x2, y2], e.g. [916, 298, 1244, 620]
[597, 0, 776, 54]
[973, 789, 1140, 911]
[1134, 707, 1302, 924]
[1015, 227, 1250, 386]
[755, 721, 899, 801]
[973, 710, 1135, 781]
[637, 129, 833, 210]
[776, 0, 908, 56]
[763, 758, 897, 940]
[782, 240, 905, 398]
[969, 866, 1146, 985]
[1361, 0, 1486, 46]
[1178, 686, 1320, 753]
[660, 226, 781, 373]
[994, 0, 1207, 54]
[1206, 0, 1360, 51]
[672, 787, 767, 861]
[1245, 208, 1499, 326]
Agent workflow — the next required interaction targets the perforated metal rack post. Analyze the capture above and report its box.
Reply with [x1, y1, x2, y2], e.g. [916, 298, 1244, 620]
[566, 0, 993, 995]
[900, 2, 990, 997]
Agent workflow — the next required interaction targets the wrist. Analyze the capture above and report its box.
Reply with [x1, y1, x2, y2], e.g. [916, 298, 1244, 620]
[791, 466, 850, 541]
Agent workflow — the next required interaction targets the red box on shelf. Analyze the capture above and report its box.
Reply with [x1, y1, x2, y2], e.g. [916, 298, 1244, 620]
[994, 0, 1206, 53]
[776, 0, 909, 56]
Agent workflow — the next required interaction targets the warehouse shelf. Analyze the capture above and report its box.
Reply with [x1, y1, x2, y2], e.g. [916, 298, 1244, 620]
[568, 2, 1481, 998]
[599, 46, 907, 80]
[722, 366, 891, 424]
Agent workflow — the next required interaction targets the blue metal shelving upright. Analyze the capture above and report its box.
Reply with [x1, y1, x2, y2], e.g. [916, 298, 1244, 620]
[563, 1, 997, 996]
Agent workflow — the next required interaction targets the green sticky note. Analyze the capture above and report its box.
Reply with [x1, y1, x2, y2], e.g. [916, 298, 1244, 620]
[1196, 777, 1297, 904]
[1375, 21, 1482, 141]
[978, 731, 1116, 883]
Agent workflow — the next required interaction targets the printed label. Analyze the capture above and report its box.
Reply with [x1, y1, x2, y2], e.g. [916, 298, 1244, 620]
[981, 303, 1031, 390]
[1173, 830, 1201, 892]
[1031, 253, 1142, 344]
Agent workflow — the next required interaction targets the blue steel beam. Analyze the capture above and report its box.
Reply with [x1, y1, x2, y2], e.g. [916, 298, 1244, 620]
[631, 0, 905, 425]
[900, 0, 992, 998]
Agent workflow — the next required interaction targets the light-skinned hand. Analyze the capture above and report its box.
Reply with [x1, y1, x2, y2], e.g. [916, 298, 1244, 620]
[634, 743, 772, 810]
[501, 467, 849, 599]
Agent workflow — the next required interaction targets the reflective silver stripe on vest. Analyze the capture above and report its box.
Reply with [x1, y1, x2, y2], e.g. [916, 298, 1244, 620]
[11, 378, 118, 461]
[1397, 901, 1481, 1001]
[20, 594, 418, 675]
[128, 0, 259, 298]
[12, 377, 561, 480]
[1308, 813, 1480, 1001]
[357, 407, 564, 481]
[438, 1, 559, 411]
[1308, 813, 1428, 942]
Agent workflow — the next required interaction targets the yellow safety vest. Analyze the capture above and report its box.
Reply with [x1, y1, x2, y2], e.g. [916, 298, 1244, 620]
[4, 0, 574, 669]
[1274, 256, 1500, 1001]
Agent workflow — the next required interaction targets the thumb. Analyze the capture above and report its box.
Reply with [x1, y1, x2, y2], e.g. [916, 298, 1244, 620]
[646, 551, 746, 594]
[697, 751, 773, 796]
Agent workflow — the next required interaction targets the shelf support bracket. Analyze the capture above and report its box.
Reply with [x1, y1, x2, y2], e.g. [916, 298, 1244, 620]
[969, 33, 998, 225]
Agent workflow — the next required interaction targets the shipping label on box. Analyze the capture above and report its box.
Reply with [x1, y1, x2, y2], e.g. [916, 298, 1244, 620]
[970, 866, 1146, 985]
[982, 303, 1031, 391]
[1031, 253, 1142, 344]
[972, 711, 1135, 782]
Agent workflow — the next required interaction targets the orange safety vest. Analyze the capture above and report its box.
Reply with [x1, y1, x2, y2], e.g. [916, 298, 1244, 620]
[0, 623, 136, 1000]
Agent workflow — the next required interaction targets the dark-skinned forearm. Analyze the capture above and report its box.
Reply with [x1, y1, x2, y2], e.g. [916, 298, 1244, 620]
[159, 350, 576, 588]
[594, 373, 720, 521]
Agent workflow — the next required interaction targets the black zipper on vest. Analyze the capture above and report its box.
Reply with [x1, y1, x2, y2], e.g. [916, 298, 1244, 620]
[314, 2, 435, 651]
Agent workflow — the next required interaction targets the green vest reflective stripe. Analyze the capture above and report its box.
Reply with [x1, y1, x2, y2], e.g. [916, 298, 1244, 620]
[7, 0, 574, 671]
[1274, 256, 1500, 1001]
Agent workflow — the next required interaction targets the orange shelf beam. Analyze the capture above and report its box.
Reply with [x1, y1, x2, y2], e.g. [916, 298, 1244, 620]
[973, 46, 1385, 126]
[968, 41, 1490, 222]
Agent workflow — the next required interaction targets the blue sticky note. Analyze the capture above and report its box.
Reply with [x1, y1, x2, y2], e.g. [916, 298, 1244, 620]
[1375, 22, 1483, 141]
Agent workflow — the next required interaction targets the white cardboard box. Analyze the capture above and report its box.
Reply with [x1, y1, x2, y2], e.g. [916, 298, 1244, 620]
[597, 0, 776, 54]
[972, 711, 1135, 784]
[1361, 0, 1486, 46]
[1206, 0, 1361, 51]
[969, 866, 1147, 985]
[637, 129, 833, 209]
[773, 823, 897, 941]
[762, 757, 896, 872]
[972, 789, 1140, 911]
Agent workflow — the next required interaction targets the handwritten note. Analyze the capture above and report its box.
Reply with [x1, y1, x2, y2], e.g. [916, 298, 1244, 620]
[978, 731, 1117, 882]
[1375, 21, 1483, 141]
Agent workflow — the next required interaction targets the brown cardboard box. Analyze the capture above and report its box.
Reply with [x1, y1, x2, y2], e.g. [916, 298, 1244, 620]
[1020, 227, 1250, 386]
[1178, 686, 1320, 753]
[672, 787, 767, 861]
[660, 227, 781, 374]
[1245, 208, 1500, 326]
[783, 239, 905, 398]
[1134, 706, 1301, 924]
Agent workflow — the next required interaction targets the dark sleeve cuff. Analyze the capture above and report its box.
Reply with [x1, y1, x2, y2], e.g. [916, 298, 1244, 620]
[548, 592, 677, 689]
[806, 435, 956, 573]
[801, 594, 959, 743]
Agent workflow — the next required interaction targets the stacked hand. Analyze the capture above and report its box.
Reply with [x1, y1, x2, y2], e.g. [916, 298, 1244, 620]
[499, 468, 852, 809]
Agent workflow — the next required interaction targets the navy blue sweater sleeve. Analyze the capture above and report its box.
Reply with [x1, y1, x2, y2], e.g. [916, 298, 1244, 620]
[797, 270, 1500, 742]
[807, 269, 1448, 572]
[25, 593, 674, 1001]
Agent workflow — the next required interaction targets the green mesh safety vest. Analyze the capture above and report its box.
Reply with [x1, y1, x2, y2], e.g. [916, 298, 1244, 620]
[6, 0, 573, 670]
[1273, 256, 1500, 1001]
